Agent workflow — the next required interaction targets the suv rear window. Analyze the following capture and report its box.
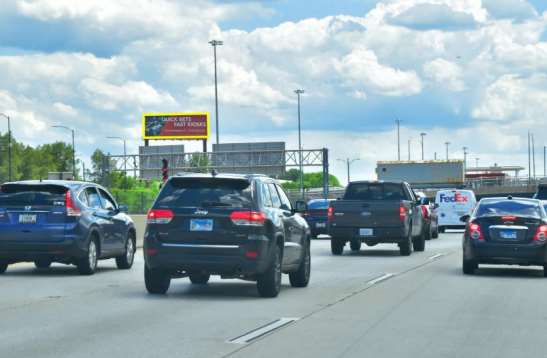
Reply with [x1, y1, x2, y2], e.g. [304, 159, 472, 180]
[308, 200, 330, 209]
[155, 178, 253, 208]
[475, 200, 542, 218]
[344, 183, 405, 201]
[0, 184, 67, 207]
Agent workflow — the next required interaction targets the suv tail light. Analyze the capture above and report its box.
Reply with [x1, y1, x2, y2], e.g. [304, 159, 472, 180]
[420, 205, 428, 219]
[399, 205, 407, 221]
[230, 211, 266, 226]
[147, 209, 174, 224]
[327, 207, 333, 221]
[533, 225, 547, 242]
[469, 222, 484, 241]
[65, 190, 81, 217]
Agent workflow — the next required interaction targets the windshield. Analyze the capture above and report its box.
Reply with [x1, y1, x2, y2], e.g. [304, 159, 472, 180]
[155, 178, 253, 209]
[475, 200, 542, 219]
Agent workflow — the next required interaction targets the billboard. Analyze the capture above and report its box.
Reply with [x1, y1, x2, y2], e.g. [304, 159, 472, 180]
[212, 142, 286, 177]
[142, 112, 209, 140]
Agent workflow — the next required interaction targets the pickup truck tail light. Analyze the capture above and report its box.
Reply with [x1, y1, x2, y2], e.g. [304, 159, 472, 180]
[327, 207, 333, 221]
[420, 205, 428, 219]
[399, 205, 407, 221]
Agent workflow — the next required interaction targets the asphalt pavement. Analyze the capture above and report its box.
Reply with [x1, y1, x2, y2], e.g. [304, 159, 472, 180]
[1, 232, 545, 358]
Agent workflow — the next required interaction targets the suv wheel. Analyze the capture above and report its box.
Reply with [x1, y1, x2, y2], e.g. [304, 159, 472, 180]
[439, 226, 445, 233]
[116, 233, 135, 269]
[399, 230, 412, 256]
[257, 245, 282, 298]
[145, 266, 171, 294]
[35, 259, 52, 269]
[350, 240, 361, 252]
[413, 230, 426, 252]
[289, 240, 310, 288]
[432, 227, 439, 239]
[0, 261, 8, 274]
[463, 258, 477, 275]
[189, 273, 210, 285]
[331, 238, 345, 255]
[77, 237, 98, 275]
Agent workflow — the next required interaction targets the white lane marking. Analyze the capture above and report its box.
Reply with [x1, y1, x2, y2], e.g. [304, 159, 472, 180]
[228, 317, 300, 344]
[367, 273, 395, 286]
[428, 253, 447, 261]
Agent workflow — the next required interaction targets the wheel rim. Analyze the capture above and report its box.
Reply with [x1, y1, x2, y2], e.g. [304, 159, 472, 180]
[126, 238, 134, 264]
[88, 241, 97, 270]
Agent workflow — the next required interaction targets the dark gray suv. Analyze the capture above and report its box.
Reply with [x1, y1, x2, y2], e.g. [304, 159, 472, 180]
[143, 173, 311, 298]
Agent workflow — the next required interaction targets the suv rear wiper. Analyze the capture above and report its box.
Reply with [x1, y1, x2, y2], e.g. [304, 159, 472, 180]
[200, 201, 232, 207]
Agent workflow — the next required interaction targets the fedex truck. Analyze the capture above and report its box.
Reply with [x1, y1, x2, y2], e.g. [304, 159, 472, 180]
[435, 189, 476, 232]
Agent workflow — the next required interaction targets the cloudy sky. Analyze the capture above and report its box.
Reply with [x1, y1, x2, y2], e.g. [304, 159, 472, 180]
[1, 0, 546, 182]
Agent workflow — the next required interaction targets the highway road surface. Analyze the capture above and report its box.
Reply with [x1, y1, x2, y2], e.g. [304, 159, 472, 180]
[1, 232, 545, 358]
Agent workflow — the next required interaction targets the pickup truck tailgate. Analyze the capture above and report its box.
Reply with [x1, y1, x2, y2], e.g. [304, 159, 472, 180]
[331, 201, 402, 228]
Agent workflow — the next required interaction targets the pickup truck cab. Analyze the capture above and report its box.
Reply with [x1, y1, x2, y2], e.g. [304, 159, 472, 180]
[328, 180, 427, 256]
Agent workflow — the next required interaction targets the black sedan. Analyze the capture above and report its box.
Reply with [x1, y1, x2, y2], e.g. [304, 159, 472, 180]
[461, 197, 547, 275]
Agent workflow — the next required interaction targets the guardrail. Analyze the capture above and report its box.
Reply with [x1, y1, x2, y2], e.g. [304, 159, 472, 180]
[466, 176, 547, 189]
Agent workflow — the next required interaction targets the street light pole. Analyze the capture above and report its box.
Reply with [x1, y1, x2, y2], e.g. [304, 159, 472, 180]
[0, 113, 12, 181]
[408, 138, 411, 161]
[209, 39, 223, 146]
[463, 146, 468, 178]
[420, 132, 426, 160]
[445, 141, 450, 160]
[295, 89, 305, 198]
[52, 125, 76, 179]
[338, 158, 360, 185]
[395, 119, 401, 161]
[107, 136, 127, 173]
[475, 157, 480, 168]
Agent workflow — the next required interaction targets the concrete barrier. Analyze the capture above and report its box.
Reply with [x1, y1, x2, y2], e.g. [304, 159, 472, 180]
[131, 215, 147, 248]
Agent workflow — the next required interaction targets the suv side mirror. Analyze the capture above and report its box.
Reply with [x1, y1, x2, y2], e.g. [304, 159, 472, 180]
[118, 204, 129, 214]
[460, 214, 470, 223]
[294, 200, 308, 213]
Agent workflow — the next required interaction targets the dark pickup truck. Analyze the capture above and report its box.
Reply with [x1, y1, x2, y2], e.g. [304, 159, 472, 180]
[534, 184, 547, 200]
[328, 180, 427, 256]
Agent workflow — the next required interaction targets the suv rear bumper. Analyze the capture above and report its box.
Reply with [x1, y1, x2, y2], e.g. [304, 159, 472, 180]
[329, 226, 407, 244]
[144, 234, 274, 276]
[0, 235, 87, 263]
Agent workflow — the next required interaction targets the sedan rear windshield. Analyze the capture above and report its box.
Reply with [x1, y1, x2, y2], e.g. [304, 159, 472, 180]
[0, 184, 67, 207]
[475, 200, 542, 219]
[344, 183, 406, 201]
[155, 178, 253, 208]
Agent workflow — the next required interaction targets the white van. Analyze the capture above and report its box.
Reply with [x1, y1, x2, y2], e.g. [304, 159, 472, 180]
[434, 189, 477, 232]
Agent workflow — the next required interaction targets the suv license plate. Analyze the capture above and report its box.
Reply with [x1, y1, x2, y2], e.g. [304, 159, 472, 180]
[500, 230, 517, 240]
[190, 219, 213, 232]
[19, 214, 37, 224]
[316, 223, 326, 228]
[359, 228, 373, 236]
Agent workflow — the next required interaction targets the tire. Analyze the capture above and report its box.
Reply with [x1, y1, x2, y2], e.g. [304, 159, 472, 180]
[462, 258, 477, 275]
[189, 273, 210, 285]
[116, 232, 136, 270]
[439, 226, 446, 233]
[145, 266, 171, 294]
[350, 240, 362, 252]
[432, 228, 439, 239]
[77, 237, 99, 275]
[413, 230, 426, 252]
[257, 245, 282, 298]
[543, 265, 547, 277]
[34, 259, 52, 269]
[331, 238, 345, 255]
[399, 230, 412, 256]
[0, 261, 8, 274]
[289, 240, 311, 288]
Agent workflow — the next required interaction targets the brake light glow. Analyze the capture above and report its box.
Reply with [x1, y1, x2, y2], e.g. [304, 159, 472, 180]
[533, 225, 547, 242]
[245, 251, 258, 258]
[230, 211, 266, 226]
[65, 190, 81, 217]
[327, 207, 334, 221]
[502, 216, 517, 222]
[469, 222, 484, 241]
[421, 205, 428, 219]
[399, 205, 407, 221]
[147, 209, 174, 224]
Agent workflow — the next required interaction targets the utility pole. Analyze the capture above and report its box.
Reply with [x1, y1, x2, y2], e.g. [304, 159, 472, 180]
[420, 132, 426, 160]
[445, 141, 450, 160]
[395, 119, 401, 161]
[0, 113, 12, 181]
[463, 146, 468, 169]
[475, 157, 480, 168]
[408, 138, 411, 161]
[434, 152, 437, 160]
[544, 145, 546, 177]
[338, 158, 360, 185]
[295, 89, 305, 199]
[532, 133, 536, 179]
[52, 125, 76, 179]
[209, 39, 223, 145]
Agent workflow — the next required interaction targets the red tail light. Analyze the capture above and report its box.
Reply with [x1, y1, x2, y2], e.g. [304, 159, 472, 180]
[420, 206, 428, 219]
[399, 205, 407, 221]
[230, 211, 266, 226]
[502, 216, 517, 222]
[65, 190, 81, 217]
[327, 207, 334, 221]
[533, 225, 547, 242]
[147, 209, 174, 224]
[469, 222, 484, 241]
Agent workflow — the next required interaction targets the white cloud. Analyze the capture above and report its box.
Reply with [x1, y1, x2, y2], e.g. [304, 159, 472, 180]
[423, 58, 465, 91]
[387, 3, 478, 31]
[53, 102, 77, 116]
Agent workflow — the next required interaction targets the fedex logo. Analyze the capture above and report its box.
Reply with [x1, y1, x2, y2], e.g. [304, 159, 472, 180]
[439, 193, 468, 203]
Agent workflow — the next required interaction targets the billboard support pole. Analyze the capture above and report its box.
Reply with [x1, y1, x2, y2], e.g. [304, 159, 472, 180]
[203, 139, 207, 153]
[144, 139, 149, 147]
[322, 148, 329, 199]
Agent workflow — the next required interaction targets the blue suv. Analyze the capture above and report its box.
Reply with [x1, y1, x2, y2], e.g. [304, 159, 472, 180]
[0, 180, 136, 275]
